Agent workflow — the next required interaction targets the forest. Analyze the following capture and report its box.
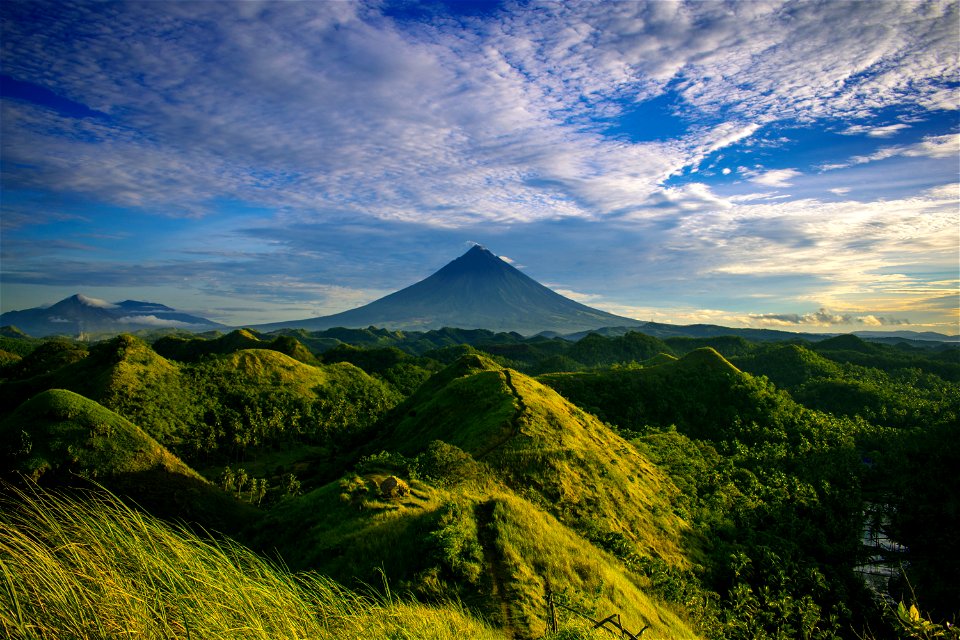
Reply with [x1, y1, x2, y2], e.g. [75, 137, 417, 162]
[0, 325, 957, 640]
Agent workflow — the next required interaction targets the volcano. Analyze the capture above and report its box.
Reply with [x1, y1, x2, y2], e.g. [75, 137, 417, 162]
[0, 295, 225, 338]
[256, 245, 643, 335]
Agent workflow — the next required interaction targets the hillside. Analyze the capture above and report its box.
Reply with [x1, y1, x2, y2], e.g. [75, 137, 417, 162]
[252, 355, 700, 638]
[0, 334, 200, 447]
[1, 328, 955, 639]
[1, 485, 506, 640]
[0, 389, 255, 530]
[0, 389, 197, 482]
[538, 347, 780, 441]
[0, 336, 400, 464]
[379, 355, 691, 562]
[153, 328, 319, 365]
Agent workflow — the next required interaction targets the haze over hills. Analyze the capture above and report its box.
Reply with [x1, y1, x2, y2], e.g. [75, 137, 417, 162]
[256, 245, 645, 335]
[0, 294, 225, 338]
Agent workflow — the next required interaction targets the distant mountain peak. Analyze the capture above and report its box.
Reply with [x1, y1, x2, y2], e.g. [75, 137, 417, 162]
[75, 294, 118, 309]
[466, 243, 494, 255]
[0, 294, 224, 338]
[255, 246, 644, 335]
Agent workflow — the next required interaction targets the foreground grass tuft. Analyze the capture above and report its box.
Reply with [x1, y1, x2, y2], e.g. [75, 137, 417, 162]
[0, 484, 504, 640]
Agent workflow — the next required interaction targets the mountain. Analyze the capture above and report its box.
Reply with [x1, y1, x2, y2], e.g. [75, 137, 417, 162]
[0, 294, 225, 337]
[254, 245, 644, 335]
[852, 330, 959, 343]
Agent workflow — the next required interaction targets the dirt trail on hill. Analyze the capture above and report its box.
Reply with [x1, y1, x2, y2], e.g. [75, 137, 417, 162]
[475, 370, 526, 461]
[475, 499, 518, 639]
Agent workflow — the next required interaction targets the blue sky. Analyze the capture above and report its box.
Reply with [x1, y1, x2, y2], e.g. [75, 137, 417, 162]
[1, 0, 958, 333]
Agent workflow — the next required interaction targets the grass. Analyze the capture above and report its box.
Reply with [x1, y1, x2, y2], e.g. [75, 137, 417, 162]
[248, 355, 702, 637]
[0, 388, 199, 482]
[0, 483, 505, 640]
[382, 356, 692, 567]
[481, 492, 701, 639]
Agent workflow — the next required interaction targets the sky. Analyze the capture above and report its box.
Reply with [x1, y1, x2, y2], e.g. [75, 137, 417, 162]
[1, 0, 958, 334]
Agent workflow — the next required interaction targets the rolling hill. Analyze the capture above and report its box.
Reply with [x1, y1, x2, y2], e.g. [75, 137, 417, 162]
[252, 354, 700, 639]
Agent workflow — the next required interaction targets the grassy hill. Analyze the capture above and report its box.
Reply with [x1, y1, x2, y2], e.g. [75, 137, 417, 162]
[731, 343, 959, 430]
[378, 355, 691, 564]
[0, 389, 256, 531]
[2, 329, 954, 639]
[538, 347, 789, 442]
[248, 354, 702, 638]
[255, 470, 700, 639]
[0, 388, 197, 482]
[153, 328, 320, 365]
[0, 484, 505, 640]
[0, 336, 400, 463]
[0, 335, 197, 447]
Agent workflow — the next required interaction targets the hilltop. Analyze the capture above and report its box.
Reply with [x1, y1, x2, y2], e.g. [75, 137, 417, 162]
[253, 354, 699, 638]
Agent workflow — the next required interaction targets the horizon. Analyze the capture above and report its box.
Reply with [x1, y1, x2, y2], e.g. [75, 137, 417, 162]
[2, 1, 958, 333]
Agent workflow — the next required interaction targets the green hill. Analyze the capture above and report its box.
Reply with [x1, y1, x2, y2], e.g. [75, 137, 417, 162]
[0, 337, 400, 465]
[3, 338, 88, 379]
[0, 335, 195, 447]
[249, 354, 701, 638]
[567, 331, 672, 366]
[1, 389, 196, 481]
[0, 389, 257, 531]
[257, 476, 699, 639]
[731, 343, 843, 389]
[1, 484, 505, 640]
[377, 355, 690, 563]
[153, 328, 320, 365]
[538, 347, 787, 442]
[731, 343, 959, 429]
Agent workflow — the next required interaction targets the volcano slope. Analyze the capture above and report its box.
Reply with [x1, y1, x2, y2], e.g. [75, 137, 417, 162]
[253, 354, 700, 640]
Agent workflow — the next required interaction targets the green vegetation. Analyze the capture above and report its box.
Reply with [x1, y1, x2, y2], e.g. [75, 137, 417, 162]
[0, 388, 197, 481]
[0, 327, 956, 639]
[0, 484, 505, 640]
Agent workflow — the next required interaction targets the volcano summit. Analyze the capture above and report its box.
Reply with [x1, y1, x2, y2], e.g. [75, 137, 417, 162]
[258, 246, 643, 335]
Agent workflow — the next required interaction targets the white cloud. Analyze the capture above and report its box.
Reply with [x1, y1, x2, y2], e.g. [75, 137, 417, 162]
[748, 308, 909, 327]
[821, 133, 960, 171]
[748, 168, 802, 187]
[902, 133, 960, 159]
[114, 315, 206, 328]
[550, 288, 605, 304]
[840, 123, 911, 138]
[76, 294, 118, 309]
[1, 1, 956, 227]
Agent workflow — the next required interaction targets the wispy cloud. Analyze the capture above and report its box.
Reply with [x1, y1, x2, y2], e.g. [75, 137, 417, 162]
[2, 1, 956, 226]
[840, 123, 911, 138]
[748, 308, 910, 327]
[820, 133, 960, 171]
